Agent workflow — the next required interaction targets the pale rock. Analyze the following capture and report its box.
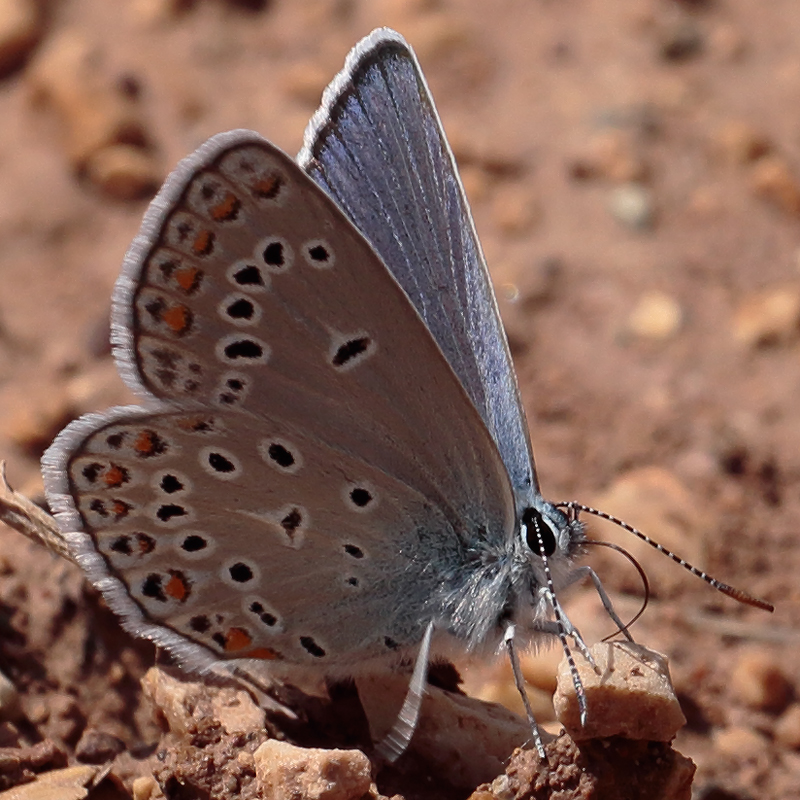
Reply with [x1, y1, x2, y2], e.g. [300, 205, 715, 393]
[28, 31, 155, 192]
[730, 647, 793, 713]
[356, 672, 535, 788]
[713, 725, 770, 760]
[254, 740, 375, 800]
[554, 642, 686, 741]
[0, 669, 21, 721]
[491, 183, 541, 236]
[775, 703, 800, 749]
[84, 144, 160, 201]
[570, 130, 648, 183]
[0, 765, 98, 800]
[609, 183, 655, 230]
[141, 667, 265, 737]
[131, 776, 159, 800]
[626, 291, 682, 340]
[589, 467, 706, 596]
[733, 285, 800, 348]
[750, 155, 800, 216]
[711, 120, 770, 166]
[0, 0, 41, 76]
[461, 653, 556, 724]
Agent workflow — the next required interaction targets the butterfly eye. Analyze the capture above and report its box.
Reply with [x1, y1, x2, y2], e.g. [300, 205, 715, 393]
[522, 507, 557, 557]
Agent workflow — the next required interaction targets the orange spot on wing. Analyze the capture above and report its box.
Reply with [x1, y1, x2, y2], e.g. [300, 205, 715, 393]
[253, 175, 282, 199]
[135, 431, 155, 454]
[165, 572, 190, 602]
[174, 266, 202, 293]
[111, 500, 132, 520]
[210, 192, 241, 221]
[133, 430, 166, 457]
[161, 304, 192, 335]
[103, 465, 126, 488]
[224, 627, 252, 652]
[192, 229, 215, 256]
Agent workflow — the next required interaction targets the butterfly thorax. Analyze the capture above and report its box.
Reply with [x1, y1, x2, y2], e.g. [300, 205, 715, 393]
[431, 500, 585, 653]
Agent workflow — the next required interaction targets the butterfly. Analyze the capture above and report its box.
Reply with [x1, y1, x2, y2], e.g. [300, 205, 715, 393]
[42, 28, 772, 761]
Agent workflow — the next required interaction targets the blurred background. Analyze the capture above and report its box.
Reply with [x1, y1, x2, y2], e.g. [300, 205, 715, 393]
[0, 0, 798, 797]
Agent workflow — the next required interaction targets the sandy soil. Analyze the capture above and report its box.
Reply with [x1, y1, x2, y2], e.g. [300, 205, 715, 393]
[0, 0, 798, 798]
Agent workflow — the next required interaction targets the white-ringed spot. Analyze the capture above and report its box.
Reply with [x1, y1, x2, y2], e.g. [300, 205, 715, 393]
[299, 635, 326, 659]
[343, 482, 377, 514]
[226, 261, 269, 293]
[328, 332, 375, 371]
[151, 470, 192, 496]
[221, 558, 261, 589]
[256, 236, 293, 274]
[174, 530, 217, 560]
[302, 238, 335, 269]
[259, 438, 302, 474]
[218, 293, 263, 327]
[216, 333, 269, 364]
[199, 447, 242, 481]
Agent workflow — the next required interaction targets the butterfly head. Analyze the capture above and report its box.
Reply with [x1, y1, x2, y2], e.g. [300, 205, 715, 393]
[519, 501, 585, 564]
[501, 499, 586, 633]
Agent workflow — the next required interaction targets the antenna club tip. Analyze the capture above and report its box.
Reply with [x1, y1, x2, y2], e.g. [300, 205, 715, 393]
[718, 583, 775, 612]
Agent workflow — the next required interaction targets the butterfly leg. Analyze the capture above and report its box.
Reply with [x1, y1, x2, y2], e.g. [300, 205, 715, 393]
[504, 623, 547, 759]
[533, 589, 593, 727]
[565, 565, 635, 642]
[374, 619, 435, 762]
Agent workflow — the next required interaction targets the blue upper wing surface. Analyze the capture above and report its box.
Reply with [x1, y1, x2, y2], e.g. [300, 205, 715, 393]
[299, 29, 538, 500]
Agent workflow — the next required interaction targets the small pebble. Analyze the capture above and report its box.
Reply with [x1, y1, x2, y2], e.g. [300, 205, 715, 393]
[711, 120, 771, 165]
[254, 740, 374, 800]
[553, 642, 686, 741]
[609, 183, 655, 230]
[708, 23, 748, 61]
[733, 285, 800, 348]
[730, 648, 793, 713]
[0, 669, 21, 721]
[1, 380, 75, 457]
[0, 0, 42, 75]
[28, 31, 156, 195]
[713, 725, 770, 760]
[626, 291, 683, 340]
[74, 728, 125, 764]
[491, 183, 541, 236]
[569, 130, 648, 183]
[775, 704, 800, 750]
[657, 19, 704, 62]
[84, 143, 161, 201]
[750, 155, 800, 216]
[2, 765, 99, 799]
[459, 164, 490, 204]
[132, 775, 159, 800]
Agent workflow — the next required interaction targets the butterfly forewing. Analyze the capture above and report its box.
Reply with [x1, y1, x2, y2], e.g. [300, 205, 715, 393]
[43, 131, 517, 670]
[299, 29, 537, 502]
